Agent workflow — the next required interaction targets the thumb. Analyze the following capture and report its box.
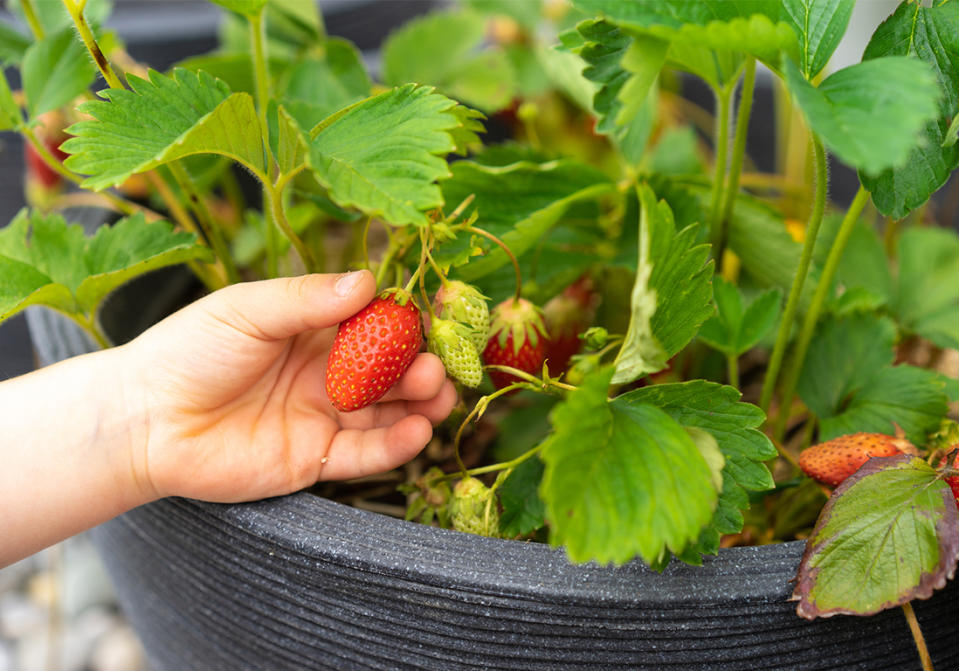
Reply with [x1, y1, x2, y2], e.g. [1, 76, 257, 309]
[204, 271, 377, 341]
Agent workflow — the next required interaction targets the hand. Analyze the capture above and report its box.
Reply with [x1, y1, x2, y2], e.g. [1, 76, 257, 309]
[119, 271, 457, 503]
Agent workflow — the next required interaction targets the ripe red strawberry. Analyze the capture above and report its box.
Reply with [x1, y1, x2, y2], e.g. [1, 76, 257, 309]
[482, 297, 547, 390]
[325, 288, 422, 412]
[543, 276, 597, 377]
[936, 450, 959, 504]
[798, 432, 915, 487]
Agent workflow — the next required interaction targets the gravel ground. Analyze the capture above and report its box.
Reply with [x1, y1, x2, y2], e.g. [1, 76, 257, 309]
[0, 537, 146, 671]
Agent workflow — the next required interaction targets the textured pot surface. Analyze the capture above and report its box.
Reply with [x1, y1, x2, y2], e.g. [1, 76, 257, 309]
[28, 294, 959, 670]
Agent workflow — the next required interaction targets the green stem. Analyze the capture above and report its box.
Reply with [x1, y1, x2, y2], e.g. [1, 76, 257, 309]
[62, 0, 123, 89]
[452, 384, 526, 474]
[773, 185, 870, 441]
[463, 225, 522, 302]
[708, 84, 733, 256]
[727, 353, 740, 389]
[249, 9, 281, 277]
[76, 314, 110, 349]
[760, 135, 828, 415]
[716, 58, 757, 268]
[266, 182, 318, 273]
[20, 0, 45, 40]
[168, 162, 241, 284]
[902, 602, 935, 671]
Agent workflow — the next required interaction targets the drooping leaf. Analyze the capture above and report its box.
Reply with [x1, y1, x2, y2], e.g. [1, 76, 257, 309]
[435, 159, 613, 281]
[0, 209, 210, 324]
[381, 9, 515, 113]
[797, 312, 897, 419]
[612, 183, 714, 384]
[307, 85, 470, 227]
[781, 0, 855, 79]
[540, 367, 719, 565]
[793, 454, 959, 618]
[62, 68, 267, 189]
[498, 457, 546, 537]
[893, 227, 959, 350]
[619, 380, 777, 562]
[859, 1, 959, 220]
[0, 69, 20, 130]
[0, 20, 31, 65]
[21, 27, 97, 118]
[281, 38, 371, 131]
[783, 56, 941, 176]
[698, 277, 781, 356]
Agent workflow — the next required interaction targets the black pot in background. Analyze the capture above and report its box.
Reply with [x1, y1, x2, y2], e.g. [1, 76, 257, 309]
[27, 285, 959, 669]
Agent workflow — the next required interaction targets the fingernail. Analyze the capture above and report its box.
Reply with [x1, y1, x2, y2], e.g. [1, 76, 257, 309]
[335, 271, 364, 297]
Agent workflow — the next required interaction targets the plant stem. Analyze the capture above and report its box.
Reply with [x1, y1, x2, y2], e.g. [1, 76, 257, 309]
[463, 225, 522, 302]
[20, 0, 45, 40]
[773, 185, 871, 441]
[62, 0, 124, 90]
[76, 314, 110, 349]
[760, 135, 828, 415]
[459, 444, 543, 480]
[452, 385, 525, 474]
[266, 182, 318, 273]
[168, 162, 241, 284]
[726, 353, 739, 389]
[708, 84, 733, 257]
[902, 602, 935, 671]
[716, 58, 757, 268]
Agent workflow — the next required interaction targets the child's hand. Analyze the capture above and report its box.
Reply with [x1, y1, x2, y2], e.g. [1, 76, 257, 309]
[119, 271, 457, 504]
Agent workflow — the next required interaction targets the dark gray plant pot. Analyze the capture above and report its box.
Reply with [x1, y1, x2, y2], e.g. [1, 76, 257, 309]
[27, 284, 959, 671]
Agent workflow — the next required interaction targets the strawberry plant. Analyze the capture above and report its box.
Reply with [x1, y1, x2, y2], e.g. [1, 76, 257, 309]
[2, 0, 959, 666]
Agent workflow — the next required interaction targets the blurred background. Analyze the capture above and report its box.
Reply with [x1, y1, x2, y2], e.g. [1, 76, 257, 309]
[0, 0, 937, 669]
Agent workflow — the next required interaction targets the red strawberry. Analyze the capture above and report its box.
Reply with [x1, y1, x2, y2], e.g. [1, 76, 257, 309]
[799, 432, 915, 487]
[937, 451, 959, 504]
[543, 276, 597, 377]
[24, 111, 69, 189]
[482, 297, 547, 390]
[325, 288, 422, 412]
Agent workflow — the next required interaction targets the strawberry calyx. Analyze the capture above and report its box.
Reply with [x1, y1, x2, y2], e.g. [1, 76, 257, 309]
[488, 297, 547, 355]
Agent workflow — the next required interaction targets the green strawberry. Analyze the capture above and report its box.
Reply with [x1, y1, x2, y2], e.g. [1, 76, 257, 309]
[427, 317, 483, 388]
[432, 280, 490, 351]
[449, 476, 500, 537]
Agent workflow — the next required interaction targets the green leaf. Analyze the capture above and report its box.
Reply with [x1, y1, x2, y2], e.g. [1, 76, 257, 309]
[6, 0, 112, 35]
[644, 126, 704, 175]
[0, 68, 21, 131]
[541, 367, 719, 565]
[464, 0, 543, 29]
[62, 68, 267, 189]
[698, 277, 781, 356]
[893, 227, 959, 350]
[272, 104, 308, 177]
[0, 20, 31, 65]
[307, 84, 469, 227]
[436, 159, 613, 280]
[572, 0, 798, 79]
[281, 38, 371, 131]
[781, 0, 855, 79]
[381, 9, 515, 112]
[859, 1, 959, 220]
[22, 27, 97, 118]
[498, 457, 546, 537]
[783, 56, 941, 176]
[793, 454, 959, 618]
[209, 0, 267, 17]
[612, 183, 714, 384]
[797, 312, 897, 419]
[619, 381, 776, 561]
[0, 209, 210, 324]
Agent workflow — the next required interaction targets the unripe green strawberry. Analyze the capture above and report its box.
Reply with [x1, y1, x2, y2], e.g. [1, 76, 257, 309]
[799, 432, 915, 487]
[433, 280, 490, 351]
[427, 317, 483, 388]
[449, 476, 499, 537]
[325, 288, 422, 412]
[482, 297, 548, 389]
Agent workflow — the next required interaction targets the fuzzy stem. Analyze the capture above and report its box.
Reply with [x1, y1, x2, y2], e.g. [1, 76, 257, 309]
[902, 602, 935, 671]
[716, 57, 757, 268]
[760, 135, 828, 415]
[773, 185, 871, 441]
[266, 181, 318, 273]
[62, 0, 124, 90]
[452, 385, 525, 475]
[20, 0, 45, 40]
[708, 84, 733, 256]
[168, 162, 241, 284]
[463, 225, 522, 303]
